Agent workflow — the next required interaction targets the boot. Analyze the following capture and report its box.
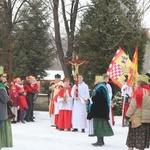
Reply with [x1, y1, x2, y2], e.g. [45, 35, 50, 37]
[92, 137, 103, 146]
[102, 137, 105, 145]
[92, 136, 98, 146]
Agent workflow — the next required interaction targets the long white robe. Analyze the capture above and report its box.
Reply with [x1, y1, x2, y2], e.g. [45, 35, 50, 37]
[106, 83, 113, 126]
[71, 82, 90, 130]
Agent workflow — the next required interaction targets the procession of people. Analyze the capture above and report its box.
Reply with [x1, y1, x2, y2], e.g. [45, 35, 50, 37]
[1, 60, 150, 150]
[47, 68, 150, 150]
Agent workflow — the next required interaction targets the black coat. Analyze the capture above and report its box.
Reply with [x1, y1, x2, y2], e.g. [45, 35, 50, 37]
[87, 88, 109, 120]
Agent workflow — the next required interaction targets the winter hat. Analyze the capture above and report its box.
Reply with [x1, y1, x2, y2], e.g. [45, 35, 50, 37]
[95, 75, 103, 84]
[138, 75, 149, 83]
[0, 66, 4, 75]
[55, 74, 61, 78]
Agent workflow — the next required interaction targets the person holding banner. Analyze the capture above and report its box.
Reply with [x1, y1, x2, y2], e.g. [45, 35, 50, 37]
[125, 75, 150, 150]
[121, 75, 132, 127]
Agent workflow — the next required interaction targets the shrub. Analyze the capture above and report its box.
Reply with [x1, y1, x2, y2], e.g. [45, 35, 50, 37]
[112, 91, 122, 116]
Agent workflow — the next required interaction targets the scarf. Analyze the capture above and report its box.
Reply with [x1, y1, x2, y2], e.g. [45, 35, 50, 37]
[133, 84, 150, 108]
[0, 81, 6, 90]
[92, 82, 110, 111]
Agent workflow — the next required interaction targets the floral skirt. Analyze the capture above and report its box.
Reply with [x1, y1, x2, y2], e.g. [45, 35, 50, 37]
[126, 123, 150, 149]
[93, 118, 114, 137]
[0, 120, 13, 149]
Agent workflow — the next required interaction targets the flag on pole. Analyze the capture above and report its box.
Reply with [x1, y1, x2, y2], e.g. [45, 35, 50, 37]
[107, 47, 132, 88]
[127, 46, 138, 87]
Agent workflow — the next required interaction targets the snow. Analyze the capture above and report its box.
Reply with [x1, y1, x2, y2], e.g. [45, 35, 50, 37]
[2, 111, 149, 150]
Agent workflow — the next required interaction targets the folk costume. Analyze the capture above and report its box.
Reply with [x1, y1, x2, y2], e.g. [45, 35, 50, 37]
[87, 82, 114, 146]
[71, 81, 90, 132]
[126, 80, 150, 149]
[57, 86, 73, 130]
[0, 77, 13, 149]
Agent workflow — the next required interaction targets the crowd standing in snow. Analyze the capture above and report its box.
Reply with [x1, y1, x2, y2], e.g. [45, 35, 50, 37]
[0, 73, 38, 149]
[49, 73, 114, 146]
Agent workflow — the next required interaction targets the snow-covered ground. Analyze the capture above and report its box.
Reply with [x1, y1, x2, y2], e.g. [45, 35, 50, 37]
[2, 111, 149, 150]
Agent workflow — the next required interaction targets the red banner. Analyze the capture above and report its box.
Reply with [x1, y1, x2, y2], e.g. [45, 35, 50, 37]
[107, 47, 132, 88]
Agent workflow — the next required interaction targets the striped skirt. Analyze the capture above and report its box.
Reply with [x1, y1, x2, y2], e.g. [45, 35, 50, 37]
[93, 118, 114, 137]
[126, 123, 150, 149]
[0, 120, 13, 149]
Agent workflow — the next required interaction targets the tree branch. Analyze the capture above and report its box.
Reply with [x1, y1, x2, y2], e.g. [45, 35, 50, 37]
[12, 0, 27, 26]
[61, 0, 69, 35]
[12, 0, 17, 10]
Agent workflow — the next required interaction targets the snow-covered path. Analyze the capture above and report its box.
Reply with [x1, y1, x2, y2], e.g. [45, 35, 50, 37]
[2, 111, 148, 150]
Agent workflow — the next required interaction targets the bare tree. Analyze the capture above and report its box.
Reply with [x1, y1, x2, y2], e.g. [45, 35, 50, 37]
[52, 0, 80, 80]
[0, 0, 29, 67]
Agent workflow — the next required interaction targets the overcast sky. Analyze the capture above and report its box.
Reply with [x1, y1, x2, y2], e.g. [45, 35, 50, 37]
[14, 0, 150, 28]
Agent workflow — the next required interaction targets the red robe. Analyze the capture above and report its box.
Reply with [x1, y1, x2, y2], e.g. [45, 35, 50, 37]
[57, 87, 73, 130]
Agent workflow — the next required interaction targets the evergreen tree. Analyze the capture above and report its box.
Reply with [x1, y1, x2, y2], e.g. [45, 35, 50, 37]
[12, 0, 55, 79]
[75, 0, 147, 87]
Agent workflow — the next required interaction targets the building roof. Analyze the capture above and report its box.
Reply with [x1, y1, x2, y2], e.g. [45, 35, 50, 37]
[42, 70, 65, 80]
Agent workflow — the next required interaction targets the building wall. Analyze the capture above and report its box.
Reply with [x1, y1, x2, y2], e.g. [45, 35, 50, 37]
[34, 94, 49, 111]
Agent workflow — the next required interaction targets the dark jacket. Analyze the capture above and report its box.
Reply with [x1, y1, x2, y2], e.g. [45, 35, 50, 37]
[87, 83, 110, 120]
[0, 82, 9, 120]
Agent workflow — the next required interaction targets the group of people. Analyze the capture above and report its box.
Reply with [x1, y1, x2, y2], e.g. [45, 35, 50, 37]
[1, 69, 150, 150]
[49, 74, 90, 132]
[48, 72, 150, 150]
[48, 73, 114, 146]
[10, 76, 38, 123]
[0, 73, 38, 149]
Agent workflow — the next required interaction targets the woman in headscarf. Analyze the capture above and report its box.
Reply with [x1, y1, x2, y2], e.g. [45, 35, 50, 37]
[125, 75, 150, 150]
[87, 74, 114, 146]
